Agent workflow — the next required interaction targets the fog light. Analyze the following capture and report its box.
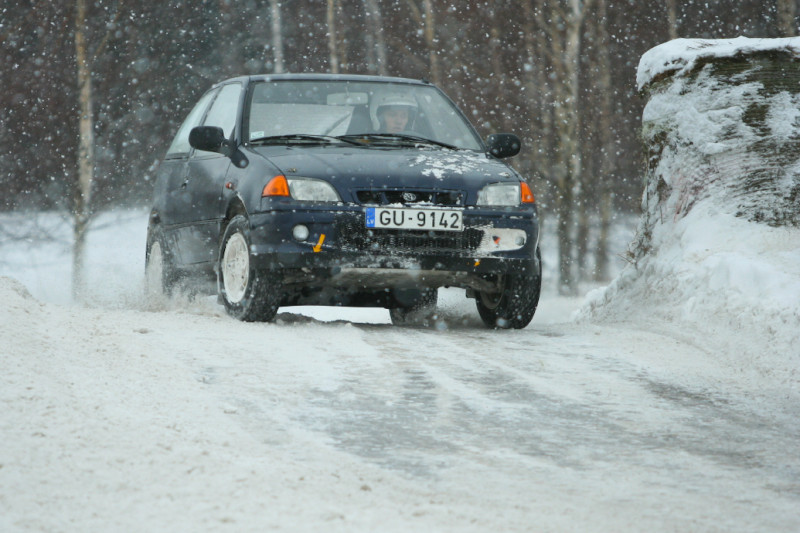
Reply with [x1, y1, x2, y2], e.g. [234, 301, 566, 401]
[293, 224, 310, 241]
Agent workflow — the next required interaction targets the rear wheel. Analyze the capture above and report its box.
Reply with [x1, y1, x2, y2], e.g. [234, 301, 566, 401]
[476, 249, 542, 329]
[145, 225, 178, 298]
[390, 288, 438, 327]
[218, 215, 280, 322]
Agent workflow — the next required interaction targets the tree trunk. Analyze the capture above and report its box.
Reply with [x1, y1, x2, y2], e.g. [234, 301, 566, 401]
[216, 0, 241, 77]
[666, 0, 679, 40]
[362, 0, 388, 75]
[523, 1, 555, 189]
[73, 0, 94, 301]
[270, 0, 284, 73]
[422, 0, 441, 85]
[594, 0, 615, 282]
[362, 0, 377, 74]
[488, 2, 511, 132]
[522, 1, 542, 167]
[326, 0, 339, 73]
[777, 0, 796, 37]
[575, 176, 591, 282]
[337, 2, 349, 73]
[545, 2, 570, 295]
[551, 0, 593, 295]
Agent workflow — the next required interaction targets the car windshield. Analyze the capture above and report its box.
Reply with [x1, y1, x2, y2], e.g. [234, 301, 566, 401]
[246, 80, 484, 151]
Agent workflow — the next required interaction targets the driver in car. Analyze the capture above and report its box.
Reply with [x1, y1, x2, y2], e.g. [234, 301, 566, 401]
[374, 93, 418, 133]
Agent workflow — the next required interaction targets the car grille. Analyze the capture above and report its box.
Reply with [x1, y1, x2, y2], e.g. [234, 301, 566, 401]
[355, 189, 464, 206]
[336, 215, 482, 255]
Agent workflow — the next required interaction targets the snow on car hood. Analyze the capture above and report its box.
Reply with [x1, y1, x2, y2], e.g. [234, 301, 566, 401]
[252, 145, 519, 190]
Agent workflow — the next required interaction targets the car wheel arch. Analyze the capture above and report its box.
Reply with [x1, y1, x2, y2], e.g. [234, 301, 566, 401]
[221, 198, 248, 237]
[148, 209, 161, 227]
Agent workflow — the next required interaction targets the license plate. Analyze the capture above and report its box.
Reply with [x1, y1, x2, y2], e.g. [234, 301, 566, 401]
[365, 207, 463, 232]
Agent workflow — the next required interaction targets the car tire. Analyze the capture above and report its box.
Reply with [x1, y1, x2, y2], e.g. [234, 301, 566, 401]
[390, 287, 438, 327]
[475, 248, 541, 329]
[218, 215, 280, 322]
[145, 224, 178, 298]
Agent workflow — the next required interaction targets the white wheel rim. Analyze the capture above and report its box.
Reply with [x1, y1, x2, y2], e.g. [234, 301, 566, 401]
[146, 241, 164, 295]
[222, 232, 249, 304]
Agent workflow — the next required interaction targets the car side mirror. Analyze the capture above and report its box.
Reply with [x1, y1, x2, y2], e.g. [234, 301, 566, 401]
[189, 126, 226, 153]
[486, 133, 521, 159]
[189, 126, 249, 168]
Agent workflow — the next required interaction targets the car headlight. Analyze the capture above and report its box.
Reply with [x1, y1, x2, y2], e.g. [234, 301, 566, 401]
[476, 182, 535, 206]
[287, 177, 341, 202]
[477, 183, 521, 206]
[262, 175, 341, 202]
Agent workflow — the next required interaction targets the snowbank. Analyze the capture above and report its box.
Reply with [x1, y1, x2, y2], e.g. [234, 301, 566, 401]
[578, 205, 800, 380]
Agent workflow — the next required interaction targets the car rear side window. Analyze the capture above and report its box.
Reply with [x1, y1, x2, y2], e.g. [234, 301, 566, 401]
[166, 89, 217, 158]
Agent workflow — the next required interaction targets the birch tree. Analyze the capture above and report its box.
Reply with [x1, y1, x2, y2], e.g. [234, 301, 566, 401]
[73, 0, 95, 299]
[72, 0, 122, 299]
[546, 0, 595, 295]
[270, 0, 285, 73]
[327, 0, 340, 73]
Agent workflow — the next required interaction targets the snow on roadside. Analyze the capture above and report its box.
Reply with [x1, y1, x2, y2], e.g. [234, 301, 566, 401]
[0, 209, 149, 307]
[0, 275, 467, 532]
[577, 205, 800, 383]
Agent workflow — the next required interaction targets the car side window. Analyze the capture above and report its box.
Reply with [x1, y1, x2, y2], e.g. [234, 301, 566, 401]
[202, 83, 242, 139]
[165, 89, 217, 158]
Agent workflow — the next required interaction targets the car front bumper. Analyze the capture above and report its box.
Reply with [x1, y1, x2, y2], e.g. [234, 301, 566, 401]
[246, 205, 539, 290]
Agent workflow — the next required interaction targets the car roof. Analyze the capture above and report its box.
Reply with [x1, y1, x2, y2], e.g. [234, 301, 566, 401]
[212, 73, 433, 88]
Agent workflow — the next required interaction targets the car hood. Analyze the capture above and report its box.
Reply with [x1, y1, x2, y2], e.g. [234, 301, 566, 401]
[251, 146, 519, 191]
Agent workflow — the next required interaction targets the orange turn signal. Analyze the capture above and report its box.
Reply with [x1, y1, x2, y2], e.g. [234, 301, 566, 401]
[520, 182, 535, 204]
[262, 175, 290, 197]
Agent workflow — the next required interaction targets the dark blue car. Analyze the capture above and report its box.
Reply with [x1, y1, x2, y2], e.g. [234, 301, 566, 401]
[145, 74, 541, 328]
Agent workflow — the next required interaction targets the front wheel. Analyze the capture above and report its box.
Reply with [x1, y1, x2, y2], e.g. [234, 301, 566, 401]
[476, 249, 542, 329]
[218, 215, 280, 322]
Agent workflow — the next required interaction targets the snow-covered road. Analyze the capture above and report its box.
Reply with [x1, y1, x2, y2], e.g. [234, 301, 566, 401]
[2, 279, 799, 532]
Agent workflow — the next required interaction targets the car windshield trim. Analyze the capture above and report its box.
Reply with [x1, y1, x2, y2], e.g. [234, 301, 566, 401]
[338, 133, 459, 150]
[248, 134, 362, 146]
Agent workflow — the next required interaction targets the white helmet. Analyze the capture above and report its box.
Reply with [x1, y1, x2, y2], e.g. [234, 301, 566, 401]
[371, 91, 418, 130]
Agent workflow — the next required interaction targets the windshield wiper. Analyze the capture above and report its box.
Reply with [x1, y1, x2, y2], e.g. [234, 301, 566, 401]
[249, 134, 361, 146]
[339, 133, 458, 150]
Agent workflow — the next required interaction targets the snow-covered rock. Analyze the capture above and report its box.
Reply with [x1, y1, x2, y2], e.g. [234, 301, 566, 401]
[637, 36, 800, 91]
[580, 38, 800, 378]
